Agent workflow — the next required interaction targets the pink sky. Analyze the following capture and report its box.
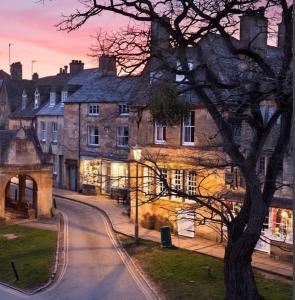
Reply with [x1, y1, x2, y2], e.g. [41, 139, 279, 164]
[0, 0, 128, 79]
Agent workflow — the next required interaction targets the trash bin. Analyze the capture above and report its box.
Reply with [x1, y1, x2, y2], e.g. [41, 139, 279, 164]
[161, 226, 172, 248]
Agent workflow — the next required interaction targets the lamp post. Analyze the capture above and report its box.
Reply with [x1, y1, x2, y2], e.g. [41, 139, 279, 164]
[132, 145, 142, 244]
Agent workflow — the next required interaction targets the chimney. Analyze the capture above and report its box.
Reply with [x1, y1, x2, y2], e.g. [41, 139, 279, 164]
[64, 65, 68, 74]
[70, 60, 84, 76]
[151, 17, 170, 56]
[99, 55, 117, 76]
[32, 72, 39, 81]
[10, 62, 22, 80]
[277, 21, 285, 48]
[240, 8, 268, 51]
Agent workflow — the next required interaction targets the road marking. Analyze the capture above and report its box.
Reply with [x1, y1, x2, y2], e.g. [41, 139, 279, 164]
[100, 212, 160, 300]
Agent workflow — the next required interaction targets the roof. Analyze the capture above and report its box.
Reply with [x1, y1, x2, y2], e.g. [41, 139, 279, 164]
[36, 102, 64, 116]
[66, 74, 141, 103]
[67, 68, 98, 85]
[0, 70, 10, 80]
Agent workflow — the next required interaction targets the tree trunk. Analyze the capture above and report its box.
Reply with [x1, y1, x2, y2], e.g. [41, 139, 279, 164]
[224, 233, 265, 300]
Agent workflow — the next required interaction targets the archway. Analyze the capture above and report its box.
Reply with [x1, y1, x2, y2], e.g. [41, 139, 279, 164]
[4, 175, 38, 221]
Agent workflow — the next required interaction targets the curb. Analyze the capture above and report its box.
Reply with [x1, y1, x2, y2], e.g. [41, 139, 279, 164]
[54, 193, 293, 282]
[54, 194, 163, 300]
[0, 211, 65, 296]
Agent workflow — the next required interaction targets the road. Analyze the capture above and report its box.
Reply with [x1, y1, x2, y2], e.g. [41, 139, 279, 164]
[0, 199, 157, 300]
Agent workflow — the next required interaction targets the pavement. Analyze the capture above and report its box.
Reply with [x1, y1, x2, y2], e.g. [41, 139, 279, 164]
[0, 198, 159, 300]
[53, 188, 293, 280]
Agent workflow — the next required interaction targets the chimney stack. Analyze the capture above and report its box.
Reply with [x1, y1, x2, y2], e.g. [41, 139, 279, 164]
[70, 60, 84, 76]
[10, 62, 22, 80]
[151, 17, 170, 56]
[277, 21, 285, 48]
[240, 8, 268, 51]
[99, 55, 117, 76]
[32, 72, 39, 81]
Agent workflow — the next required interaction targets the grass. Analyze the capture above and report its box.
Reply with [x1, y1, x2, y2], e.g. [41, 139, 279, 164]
[120, 236, 292, 300]
[0, 224, 57, 291]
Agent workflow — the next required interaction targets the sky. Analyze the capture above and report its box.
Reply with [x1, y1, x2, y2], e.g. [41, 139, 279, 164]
[0, 0, 128, 79]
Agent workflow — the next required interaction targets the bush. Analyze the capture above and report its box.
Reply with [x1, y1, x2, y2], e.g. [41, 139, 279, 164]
[141, 212, 176, 233]
[141, 213, 156, 229]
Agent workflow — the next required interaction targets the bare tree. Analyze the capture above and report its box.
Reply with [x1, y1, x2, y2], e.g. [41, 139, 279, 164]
[52, 1, 293, 299]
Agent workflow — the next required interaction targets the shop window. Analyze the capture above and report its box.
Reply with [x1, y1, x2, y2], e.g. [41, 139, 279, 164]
[143, 166, 154, 195]
[111, 163, 128, 188]
[271, 208, 293, 243]
[157, 168, 168, 196]
[83, 160, 100, 186]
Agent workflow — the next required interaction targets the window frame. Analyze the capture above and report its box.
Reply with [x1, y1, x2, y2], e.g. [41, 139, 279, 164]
[119, 103, 129, 115]
[116, 126, 129, 147]
[51, 122, 58, 143]
[53, 155, 58, 175]
[182, 111, 195, 146]
[40, 121, 46, 142]
[88, 104, 100, 116]
[88, 126, 100, 146]
[155, 123, 167, 144]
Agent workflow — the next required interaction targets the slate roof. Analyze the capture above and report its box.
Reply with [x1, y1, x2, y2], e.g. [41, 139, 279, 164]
[36, 102, 64, 116]
[66, 74, 141, 103]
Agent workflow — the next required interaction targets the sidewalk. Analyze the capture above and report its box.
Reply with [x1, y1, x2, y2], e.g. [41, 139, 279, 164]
[53, 188, 293, 279]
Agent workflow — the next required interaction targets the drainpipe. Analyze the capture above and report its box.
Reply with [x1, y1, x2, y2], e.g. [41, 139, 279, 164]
[78, 103, 81, 192]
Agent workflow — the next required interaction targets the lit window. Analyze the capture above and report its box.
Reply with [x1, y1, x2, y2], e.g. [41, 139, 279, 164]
[51, 122, 58, 143]
[182, 111, 195, 145]
[88, 126, 99, 146]
[40, 121, 46, 142]
[143, 166, 154, 195]
[119, 103, 129, 115]
[172, 169, 183, 200]
[157, 168, 168, 196]
[186, 171, 197, 196]
[176, 61, 193, 82]
[53, 155, 58, 175]
[155, 123, 166, 144]
[117, 127, 129, 147]
[88, 104, 99, 115]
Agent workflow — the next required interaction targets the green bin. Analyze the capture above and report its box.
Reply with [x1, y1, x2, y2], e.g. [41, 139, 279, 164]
[161, 226, 172, 248]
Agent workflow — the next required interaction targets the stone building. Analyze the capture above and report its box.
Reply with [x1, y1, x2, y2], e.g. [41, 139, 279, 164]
[0, 127, 53, 220]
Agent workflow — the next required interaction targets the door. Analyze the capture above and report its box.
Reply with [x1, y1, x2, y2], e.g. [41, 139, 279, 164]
[176, 209, 195, 238]
[69, 165, 77, 191]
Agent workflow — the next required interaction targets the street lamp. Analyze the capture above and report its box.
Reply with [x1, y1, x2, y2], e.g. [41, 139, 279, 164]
[132, 145, 142, 244]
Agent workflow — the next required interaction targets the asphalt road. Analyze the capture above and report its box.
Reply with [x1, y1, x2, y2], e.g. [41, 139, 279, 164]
[0, 199, 157, 300]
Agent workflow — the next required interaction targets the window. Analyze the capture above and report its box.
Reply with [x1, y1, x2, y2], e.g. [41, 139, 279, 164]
[49, 92, 56, 107]
[176, 61, 193, 82]
[119, 103, 129, 115]
[40, 121, 46, 142]
[51, 122, 58, 143]
[88, 104, 99, 115]
[155, 123, 166, 144]
[53, 155, 58, 175]
[228, 118, 242, 139]
[15, 140, 27, 153]
[186, 171, 197, 196]
[172, 170, 183, 200]
[111, 163, 128, 188]
[88, 126, 99, 146]
[34, 89, 40, 109]
[258, 155, 266, 176]
[143, 166, 154, 195]
[22, 90, 27, 110]
[61, 91, 67, 105]
[157, 168, 168, 196]
[117, 127, 129, 147]
[182, 111, 195, 145]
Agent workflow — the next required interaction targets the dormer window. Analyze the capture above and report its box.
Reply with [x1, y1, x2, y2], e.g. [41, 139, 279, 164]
[22, 90, 27, 110]
[49, 91, 56, 107]
[34, 89, 40, 109]
[176, 61, 193, 82]
[119, 103, 129, 115]
[61, 91, 67, 105]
